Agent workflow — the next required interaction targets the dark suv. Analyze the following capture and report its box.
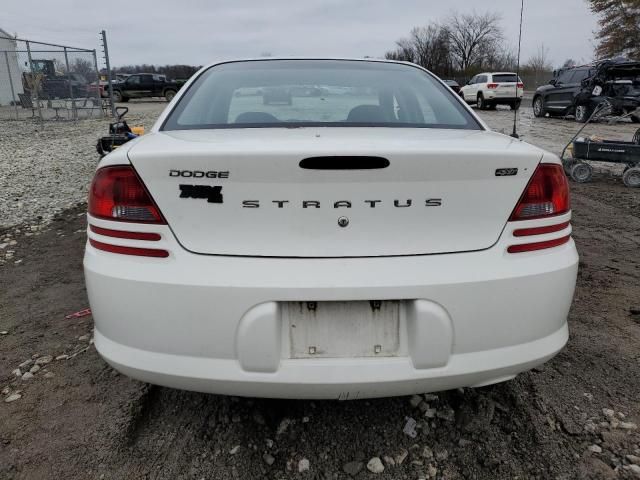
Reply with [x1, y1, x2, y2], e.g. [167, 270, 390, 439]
[532, 66, 596, 121]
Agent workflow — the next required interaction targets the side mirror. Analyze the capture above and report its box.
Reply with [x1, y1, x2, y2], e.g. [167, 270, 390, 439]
[549, 79, 557, 86]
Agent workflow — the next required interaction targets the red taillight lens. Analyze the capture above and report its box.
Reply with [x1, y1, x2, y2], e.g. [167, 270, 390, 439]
[510, 164, 570, 221]
[513, 222, 570, 237]
[507, 236, 571, 253]
[89, 166, 165, 224]
[89, 239, 169, 258]
[517, 82, 524, 88]
[89, 225, 161, 241]
[487, 83, 498, 89]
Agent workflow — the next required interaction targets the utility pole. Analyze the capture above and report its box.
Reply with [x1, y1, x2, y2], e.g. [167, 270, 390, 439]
[100, 30, 117, 119]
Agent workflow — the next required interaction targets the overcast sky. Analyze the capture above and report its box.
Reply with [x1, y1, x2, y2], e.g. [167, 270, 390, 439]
[3, 0, 598, 68]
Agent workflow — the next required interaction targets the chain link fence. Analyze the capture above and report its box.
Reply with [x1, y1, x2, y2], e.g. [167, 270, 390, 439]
[0, 35, 108, 120]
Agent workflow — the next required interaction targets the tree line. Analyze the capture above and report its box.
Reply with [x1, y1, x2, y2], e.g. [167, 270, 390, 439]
[384, 11, 552, 82]
[385, 3, 640, 83]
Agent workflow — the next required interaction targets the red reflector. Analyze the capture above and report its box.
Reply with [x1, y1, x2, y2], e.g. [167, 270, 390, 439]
[487, 83, 498, 89]
[90, 225, 161, 241]
[513, 222, 570, 237]
[510, 164, 570, 221]
[89, 239, 169, 258]
[89, 166, 166, 224]
[517, 82, 524, 88]
[508, 235, 571, 253]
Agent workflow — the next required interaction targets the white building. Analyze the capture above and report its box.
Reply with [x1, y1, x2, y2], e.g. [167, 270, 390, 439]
[0, 28, 24, 106]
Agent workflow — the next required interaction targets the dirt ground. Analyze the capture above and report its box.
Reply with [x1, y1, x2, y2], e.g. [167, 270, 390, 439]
[1, 102, 640, 480]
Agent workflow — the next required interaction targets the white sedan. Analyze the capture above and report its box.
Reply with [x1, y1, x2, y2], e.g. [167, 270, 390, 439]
[84, 59, 578, 399]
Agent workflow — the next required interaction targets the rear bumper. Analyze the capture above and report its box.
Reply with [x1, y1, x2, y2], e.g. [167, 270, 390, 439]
[85, 213, 578, 399]
[95, 324, 568, 400]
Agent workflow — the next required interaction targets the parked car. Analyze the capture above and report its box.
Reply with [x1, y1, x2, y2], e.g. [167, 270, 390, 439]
[573, 60, 640, 123]
[111, 73, 181, 102]
[442, 79, 461, 94]
[533, 61, 640, 123]
[85, 58, 577, 399]
[532, 65, 596, 121]
[460, 72, 524, 110]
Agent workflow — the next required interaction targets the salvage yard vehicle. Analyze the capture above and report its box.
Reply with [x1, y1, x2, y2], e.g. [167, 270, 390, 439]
[533, 60, 640, 123]
[111, 73, 181, 102]
[533, 65, 595, 120]
[573, 59, 640, 123]
[459, 72, 524, 110]
[85, 59, 578, 399]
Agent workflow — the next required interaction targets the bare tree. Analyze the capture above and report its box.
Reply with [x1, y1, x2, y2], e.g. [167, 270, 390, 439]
[446, 11, 503, 72]
[71, 58, 96, 81]
[589, 0, 640, 59]
[485, 47, 517, 72]
[525, 44, 552, 72]
[410, 25, 453, 73]
[384, 22, 453, 75]
[523, 44, 552, 85]
[385, 38, 417, 63]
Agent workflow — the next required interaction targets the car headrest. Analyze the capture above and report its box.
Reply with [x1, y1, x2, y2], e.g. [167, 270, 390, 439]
[235, 112, 280, 124]
[346, 105, 388, 123]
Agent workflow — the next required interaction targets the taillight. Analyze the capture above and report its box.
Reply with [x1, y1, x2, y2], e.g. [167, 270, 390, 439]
[487, 83, 498, 89]
[507, 236, 570, 254]
[517, 82, 524, 88]
[88, 166, 165, 224]
[89, 225, 161, 241]
[89, 239, 169, 258]
[510, 164, 570, 221]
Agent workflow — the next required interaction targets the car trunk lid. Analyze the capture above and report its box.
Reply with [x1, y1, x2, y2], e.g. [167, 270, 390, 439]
[128, 128, 542, 257]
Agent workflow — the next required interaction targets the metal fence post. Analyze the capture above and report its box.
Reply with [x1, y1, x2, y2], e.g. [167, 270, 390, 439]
[25, 40, 42, 120]
[63, 46, 77, 119]
[4, 51, 19, 120]
[100, 30, 117, 119]
[91, 49, 104, 117]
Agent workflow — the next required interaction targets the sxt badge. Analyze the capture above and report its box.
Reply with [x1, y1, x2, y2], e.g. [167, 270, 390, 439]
[179, 185, 223, 204]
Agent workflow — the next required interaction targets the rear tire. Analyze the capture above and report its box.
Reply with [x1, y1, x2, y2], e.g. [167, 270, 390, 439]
[532, 96, 546, 117]
[510, 100, 521, 111]
[477, 94, 487, 110]
[164, 89, 177, 102]
[570, 162, 593, 183]
[622, 167, 640, 188]
[575, 105, 592, 123]
[112, 90, 123, 102]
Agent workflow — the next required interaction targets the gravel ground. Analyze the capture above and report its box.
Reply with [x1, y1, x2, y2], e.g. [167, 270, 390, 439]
[0, 101, 163, 230]
[0, 101, 639, 479]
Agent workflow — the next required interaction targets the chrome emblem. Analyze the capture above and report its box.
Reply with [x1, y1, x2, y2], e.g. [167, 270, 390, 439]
[337, 216, 349, 228]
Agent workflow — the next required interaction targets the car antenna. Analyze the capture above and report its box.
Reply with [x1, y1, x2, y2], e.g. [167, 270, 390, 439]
[511, 0, 525, 139]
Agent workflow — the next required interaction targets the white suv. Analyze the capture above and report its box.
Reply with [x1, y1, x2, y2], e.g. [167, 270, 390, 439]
[460, 72, 524, 110]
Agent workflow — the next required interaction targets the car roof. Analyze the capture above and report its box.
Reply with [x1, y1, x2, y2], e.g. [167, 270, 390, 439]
[199, 57, 429, 71]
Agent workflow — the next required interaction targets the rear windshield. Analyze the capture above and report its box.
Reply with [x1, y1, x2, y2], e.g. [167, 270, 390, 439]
[492, 74, 521, 83]
[162, 60, 481, 131]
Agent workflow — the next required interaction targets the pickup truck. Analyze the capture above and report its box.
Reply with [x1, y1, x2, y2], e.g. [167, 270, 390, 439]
[110, 73, 181, 102]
